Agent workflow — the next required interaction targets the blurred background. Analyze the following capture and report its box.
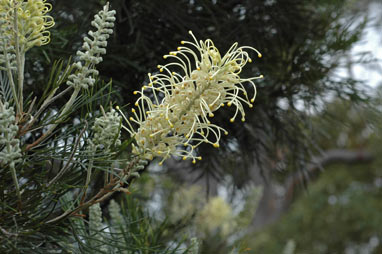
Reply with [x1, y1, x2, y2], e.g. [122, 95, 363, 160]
[30, 0, 382, 253]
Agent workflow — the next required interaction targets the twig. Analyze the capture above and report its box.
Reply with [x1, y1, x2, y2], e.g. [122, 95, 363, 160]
[0, 226, 18, 238]
[2, 38, 20, 115]
[80, 143, 95, 204]
[47, 121, 88, 187]
[26, 96, 36, 116]
[46, 157, 140, 224]
[18, 86, 72, 137]
[34, 87, 73, 121]
[46, 180, 117, 224]
[25, 87, 80, 151]
[9, 162, 21, 205]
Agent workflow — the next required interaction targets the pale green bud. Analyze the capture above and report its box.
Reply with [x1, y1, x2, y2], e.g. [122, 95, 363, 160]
[91, 108, 122, 151]
[67, 3, 116, 89]
[0, 101, 21, 165]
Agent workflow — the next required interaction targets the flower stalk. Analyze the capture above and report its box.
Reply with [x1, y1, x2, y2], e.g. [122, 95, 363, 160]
[13, 3, 24, 114]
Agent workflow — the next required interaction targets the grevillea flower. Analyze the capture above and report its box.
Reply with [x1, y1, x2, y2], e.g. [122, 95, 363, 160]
[66, 3, 115, 89]
[196, 196, 235, 237]
[0, 11, 16, 70]
[0, 101, 21, 165]
[91, 108, 122, 151]
[89, 203, 108, 253]
[121, 31, 263, 164]
[0, 0, 55, 51]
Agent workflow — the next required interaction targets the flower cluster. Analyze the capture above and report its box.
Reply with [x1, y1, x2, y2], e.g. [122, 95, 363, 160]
[67, 3, 116, 90]
[91, 108, 122, 151]
[0, 101, 21, 166]
[189, 238, 200, 254]
[108, 200, 124, 229]
[0, 4, 15, 70]
[0, 0, 55, 52]
[122, 31, 262, 164]
[89, 203, 108, 253]
[196, 196, 235, 237]
[169, 185, 203, 223]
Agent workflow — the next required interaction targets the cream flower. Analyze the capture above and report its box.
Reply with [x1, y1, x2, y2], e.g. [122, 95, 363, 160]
[121, 31, 263, 164]
[169, 185, 203, 223]
[0, 0, 55, 51]
[196, 196, 236, 237]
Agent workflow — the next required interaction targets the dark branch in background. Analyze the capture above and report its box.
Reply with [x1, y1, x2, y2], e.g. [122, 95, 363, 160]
[249, 149, 374, 232]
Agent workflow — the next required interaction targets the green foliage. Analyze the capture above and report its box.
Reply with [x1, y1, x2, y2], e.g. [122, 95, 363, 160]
[0, 2, 186, 252]
[58, 195, 186, 254]
[0, 70, 114, 253]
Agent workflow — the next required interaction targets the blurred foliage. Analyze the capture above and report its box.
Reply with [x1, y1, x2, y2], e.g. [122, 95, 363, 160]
[125, 85, 382, 253]
[243, 87, 382, 253]
[129, 171, 264, 254]
[246, 162, 382, 253]
[58, 194, 187, 254]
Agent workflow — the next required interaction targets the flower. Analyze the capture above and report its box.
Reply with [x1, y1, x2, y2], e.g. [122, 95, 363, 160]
[121, 31, 263, 164]
[91, 107, 122, 151]
[196, 196, 236, 237]
[0, 100, 21, 165]
[0, 0, 55, 51]
[0, 11, 16, 70]
[169, 185, 203, 223]
[89, 203, 108, 253]
[66, 3, 116, 89]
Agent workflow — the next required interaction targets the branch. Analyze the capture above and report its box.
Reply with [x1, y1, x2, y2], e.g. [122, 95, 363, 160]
[250, 149, 373, 232]
[0, 226, 18, 238]
[45, 156, 140, 224]
[25, 87, 80, 151]
[18, 86, 73, 137]
[284, 149, 374, 201]
[47, 121, 88, 187]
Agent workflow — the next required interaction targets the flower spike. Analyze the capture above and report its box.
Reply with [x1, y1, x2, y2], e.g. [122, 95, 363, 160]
[124, 31, 263, 162]
[66, 3, 116, 89]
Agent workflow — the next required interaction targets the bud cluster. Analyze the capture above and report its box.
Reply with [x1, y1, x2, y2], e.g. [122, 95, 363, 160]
[91, 108, 122, 151]
[0, 8, 15, 70]
[0, 101, 21, 165]
[67, 4, 116, 89]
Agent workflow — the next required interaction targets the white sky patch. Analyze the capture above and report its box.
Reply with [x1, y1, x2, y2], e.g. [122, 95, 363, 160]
[336, 2, 382, 89]
[352, 3, 382, 88]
